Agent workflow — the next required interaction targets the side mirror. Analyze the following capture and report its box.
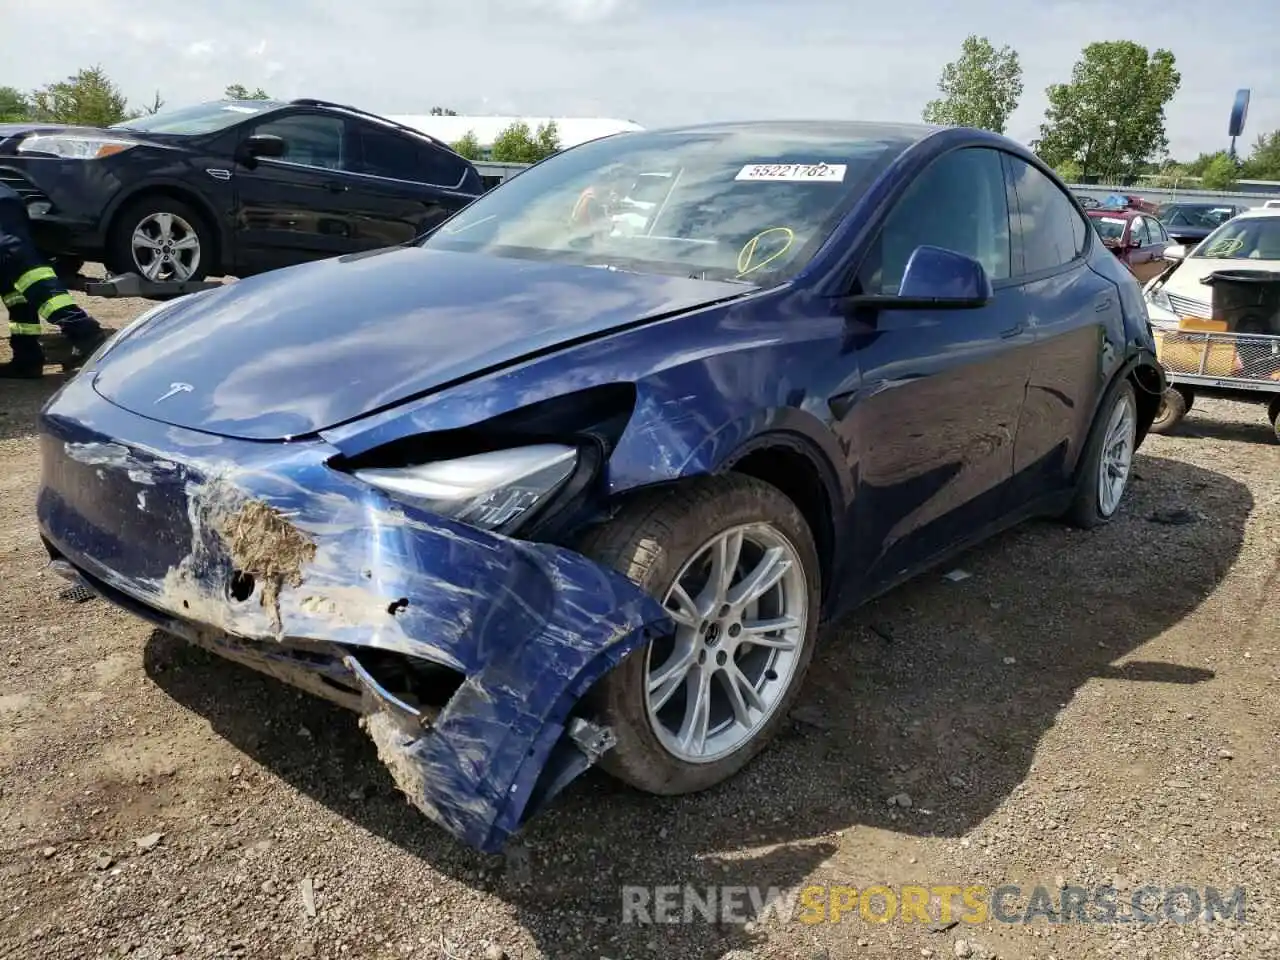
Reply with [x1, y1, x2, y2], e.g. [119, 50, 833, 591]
[1162, 244, 1187, 261]
[844, 245, 993, 311]
[237, 134, 285, 165]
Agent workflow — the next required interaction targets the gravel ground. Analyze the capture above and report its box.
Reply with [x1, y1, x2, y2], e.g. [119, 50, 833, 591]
[2, 290, 1279, 960]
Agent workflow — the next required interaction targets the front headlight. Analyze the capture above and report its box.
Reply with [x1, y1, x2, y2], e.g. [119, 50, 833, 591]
[1144, 282, 1178, 326]
[17, 134, 138, 160]
[353, 444, 579, 531]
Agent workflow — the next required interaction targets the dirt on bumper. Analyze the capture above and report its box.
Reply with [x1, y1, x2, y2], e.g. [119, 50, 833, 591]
[37, 377, 671, 851]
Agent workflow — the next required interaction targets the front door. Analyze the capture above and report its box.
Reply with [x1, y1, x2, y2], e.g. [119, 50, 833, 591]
[836, 146, 1032, 601]
[231, 110, 363, 274]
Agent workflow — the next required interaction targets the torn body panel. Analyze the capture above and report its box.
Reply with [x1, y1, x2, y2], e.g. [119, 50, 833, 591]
[38, 374, 671, 852]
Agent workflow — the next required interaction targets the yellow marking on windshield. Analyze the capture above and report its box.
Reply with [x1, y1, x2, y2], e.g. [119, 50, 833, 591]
[737, 227, 795, 277]
[1203, 236, 1244, 257]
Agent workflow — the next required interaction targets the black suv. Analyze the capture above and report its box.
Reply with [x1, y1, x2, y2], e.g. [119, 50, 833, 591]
[0, 98, 484, 281]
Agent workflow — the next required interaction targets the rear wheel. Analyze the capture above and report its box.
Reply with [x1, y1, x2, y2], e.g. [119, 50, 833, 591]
[106, 195, 213, 282]
[1065, 379, 1138, 529]
[577, 475, 821, 795]
[1149, 386, 1193, 435]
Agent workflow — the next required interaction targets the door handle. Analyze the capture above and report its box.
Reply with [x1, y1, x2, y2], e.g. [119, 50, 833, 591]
[999, 322, 1025, 339]
[323, 182, 348, 193]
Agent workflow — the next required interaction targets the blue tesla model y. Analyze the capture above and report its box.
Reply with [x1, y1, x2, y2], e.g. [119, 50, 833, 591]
[36, 121, 1164, 852]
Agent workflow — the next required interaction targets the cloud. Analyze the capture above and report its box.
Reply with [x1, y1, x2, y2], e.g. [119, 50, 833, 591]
[4, 0, 1276, 160]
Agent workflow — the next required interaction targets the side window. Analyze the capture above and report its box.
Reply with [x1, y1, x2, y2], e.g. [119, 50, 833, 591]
[1132, 218, 1150, 245]
[1007, 156, 1087, 274]
[856, 147, 1011, 295]
[1154, 219, 1169, 243]
[251, 114, 346, 170]
[356, 125, 466, 187]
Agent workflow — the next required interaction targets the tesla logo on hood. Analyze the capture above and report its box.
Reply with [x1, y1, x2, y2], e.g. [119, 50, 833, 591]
[155, 382, 194, 404]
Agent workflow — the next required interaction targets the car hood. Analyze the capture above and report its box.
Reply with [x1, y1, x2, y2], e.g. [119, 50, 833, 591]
[90, 246, 751, 440]
[1163, 254, 1280, 305]
[1164, 224, 1212, 241]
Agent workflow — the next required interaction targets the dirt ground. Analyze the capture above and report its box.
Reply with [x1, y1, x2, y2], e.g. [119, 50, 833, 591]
[2, 291, 1279, 960]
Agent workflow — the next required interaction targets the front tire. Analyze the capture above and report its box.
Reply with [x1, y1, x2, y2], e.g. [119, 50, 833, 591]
[106, 196, 213, 282]
[1065, 378, 1138, 529]
[1268, 397, 1280, 444]
[577, 475, 821, 795]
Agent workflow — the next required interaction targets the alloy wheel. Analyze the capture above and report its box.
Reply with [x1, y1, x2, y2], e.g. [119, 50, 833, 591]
[131, 212, 201, 282]
[645, 523, 809, 764]
[1097, 392, 1137, 517]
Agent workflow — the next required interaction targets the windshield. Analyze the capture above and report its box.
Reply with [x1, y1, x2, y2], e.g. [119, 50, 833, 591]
[1162, 205, 1235, 228]
[1192, 216, 1280, 260]
[421, 126, 912, 282]
[113, 100, 281, 136]
[1091, 215, 1129, 241]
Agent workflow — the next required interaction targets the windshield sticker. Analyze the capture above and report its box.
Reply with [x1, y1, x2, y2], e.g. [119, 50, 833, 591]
[222, 105, 261, 113]
[735, 163, 847, 183]
[737, 226, 795, 276]
[1100, 217, 1128, 227]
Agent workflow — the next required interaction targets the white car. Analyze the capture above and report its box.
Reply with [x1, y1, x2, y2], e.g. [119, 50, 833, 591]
[1145, 206, 1280, 327]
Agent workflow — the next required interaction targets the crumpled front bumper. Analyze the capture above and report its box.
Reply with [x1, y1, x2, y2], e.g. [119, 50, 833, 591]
[37, 374, 671, 851]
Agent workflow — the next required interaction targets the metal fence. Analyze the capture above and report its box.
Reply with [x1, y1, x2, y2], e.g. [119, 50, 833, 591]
[1067, 182, 1280, 207]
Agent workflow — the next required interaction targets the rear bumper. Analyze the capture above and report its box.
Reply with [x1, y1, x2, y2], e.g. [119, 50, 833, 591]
[37, 373, 670, 851]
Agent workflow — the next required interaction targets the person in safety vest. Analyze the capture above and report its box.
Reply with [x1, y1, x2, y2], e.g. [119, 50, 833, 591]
[0, 182, 107, 378]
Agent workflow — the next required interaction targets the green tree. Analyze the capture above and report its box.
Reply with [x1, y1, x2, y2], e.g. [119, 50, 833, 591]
[921, 34, 1023, 134]
[1181, 152, 1219, 177]
[0, 85, 29, 122]
[489, 120, 561, 163]
[1241, 130, 1280, 181]
[29, 65, 131, 127]
[451, 130, 483, 160]
[534, 120, 560, 158]
[224, 83, 271, 100]
[1034, 41, 1181, 182]
[1054, 159, 1083, 183]
[430, 106, 458, 116]
[1200, 152, 1240, 191]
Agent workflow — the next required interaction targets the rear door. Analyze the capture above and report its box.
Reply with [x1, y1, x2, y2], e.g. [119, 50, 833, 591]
[1131, 216, 1168, 282]
[839, 146, 1032, 597]
[231, 109, 364, 273]
[1002, 154, 1122, 502]
[345, 121, 479, 248]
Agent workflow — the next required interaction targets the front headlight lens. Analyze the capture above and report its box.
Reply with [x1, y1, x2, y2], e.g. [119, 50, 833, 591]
[354, 444, 578, 530]
[1144, 282, 1178, 326]
[17, 135, 138, 160]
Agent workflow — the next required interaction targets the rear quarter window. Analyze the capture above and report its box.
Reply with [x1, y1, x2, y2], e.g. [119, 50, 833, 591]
[1006, 156, 1088, 274]
[357, 125, 468, 187]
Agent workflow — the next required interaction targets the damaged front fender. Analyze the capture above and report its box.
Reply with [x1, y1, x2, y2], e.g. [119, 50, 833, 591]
[37, 375, 672, 851]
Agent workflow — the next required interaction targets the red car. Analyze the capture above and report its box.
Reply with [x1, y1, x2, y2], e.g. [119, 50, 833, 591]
[1086, 208, 1174, 282]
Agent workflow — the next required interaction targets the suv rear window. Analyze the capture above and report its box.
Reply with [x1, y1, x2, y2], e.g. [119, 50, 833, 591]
[356, 126, 466, 187]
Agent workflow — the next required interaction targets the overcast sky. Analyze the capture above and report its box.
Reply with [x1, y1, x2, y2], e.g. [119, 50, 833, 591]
[6, 0, 1276, 161]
